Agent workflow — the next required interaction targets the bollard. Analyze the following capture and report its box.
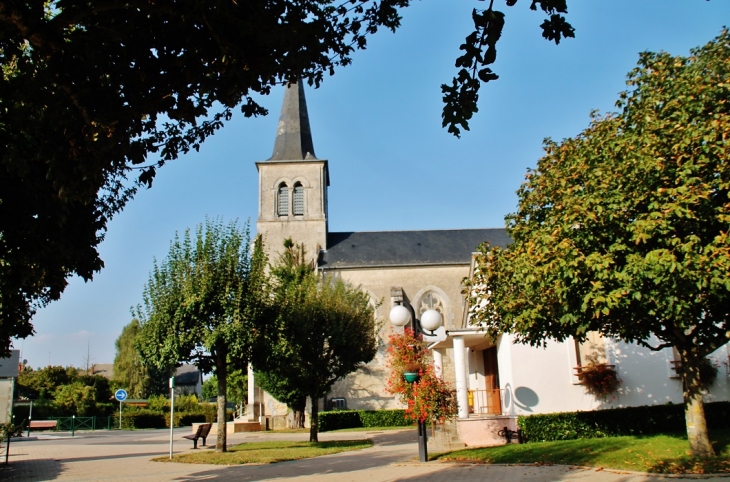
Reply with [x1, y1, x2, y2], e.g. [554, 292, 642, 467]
[71, 415, 75, 437]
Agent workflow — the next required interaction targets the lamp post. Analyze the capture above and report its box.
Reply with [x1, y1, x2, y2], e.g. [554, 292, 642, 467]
[389, 303, 443, 463]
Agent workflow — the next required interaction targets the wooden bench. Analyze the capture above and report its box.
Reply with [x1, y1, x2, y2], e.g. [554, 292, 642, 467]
[29, 420, 58, 431]
[182, 423, 212, 449]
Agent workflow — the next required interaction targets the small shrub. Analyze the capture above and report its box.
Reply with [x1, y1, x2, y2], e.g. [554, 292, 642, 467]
[179, 413, 207, 426]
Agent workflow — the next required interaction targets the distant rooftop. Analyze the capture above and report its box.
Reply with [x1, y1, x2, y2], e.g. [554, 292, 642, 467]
[319, 229, 509, 269]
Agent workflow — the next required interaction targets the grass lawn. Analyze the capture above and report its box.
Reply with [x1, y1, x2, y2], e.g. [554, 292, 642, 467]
[154, 439, 372, 465]
[433, 430, 730, 474]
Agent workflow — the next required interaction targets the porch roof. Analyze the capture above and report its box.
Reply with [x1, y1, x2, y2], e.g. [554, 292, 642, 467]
[427, 329, 492, 350]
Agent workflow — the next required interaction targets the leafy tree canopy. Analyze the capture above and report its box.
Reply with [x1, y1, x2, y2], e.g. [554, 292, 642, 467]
[135, 218, 269, 451]
[253, 240, 379, 440]
[112, 318, 168, 398]
[465, 31, 730, 457]
[1, 0, 573, 356]
[201, 370, 247, 403]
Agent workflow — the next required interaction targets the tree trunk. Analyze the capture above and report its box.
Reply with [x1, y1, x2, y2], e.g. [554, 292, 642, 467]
[215, 348, 228, 453]
[309, 394, 319, 442]
[681, 351, 714, 457]
[289, 396, 306, 429]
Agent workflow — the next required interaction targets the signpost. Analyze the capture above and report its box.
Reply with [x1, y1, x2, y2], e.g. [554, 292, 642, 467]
[169, 377, 175, 459]
[115, 389, 128, 430]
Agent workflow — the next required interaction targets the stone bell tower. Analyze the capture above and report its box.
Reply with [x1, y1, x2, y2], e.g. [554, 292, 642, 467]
[256, 82, 329, 262]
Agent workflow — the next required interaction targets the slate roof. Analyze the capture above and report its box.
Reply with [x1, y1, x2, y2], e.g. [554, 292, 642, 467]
[268, 82, 317, 161]
[175, 365, 201, 386]
[319, 229, 510, 269]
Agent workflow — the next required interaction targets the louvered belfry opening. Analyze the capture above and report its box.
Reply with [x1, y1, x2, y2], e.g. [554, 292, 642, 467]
[277, 183, 289, 216]
[293, 183, 304, 216]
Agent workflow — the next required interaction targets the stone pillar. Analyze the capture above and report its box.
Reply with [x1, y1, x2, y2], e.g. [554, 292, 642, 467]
[432, 349, 444, 379]
[453, 336, 469, 419]
[247, 363, 256, 421]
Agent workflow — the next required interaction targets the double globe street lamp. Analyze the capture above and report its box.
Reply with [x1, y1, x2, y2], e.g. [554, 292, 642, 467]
[389, 303, 443, 463]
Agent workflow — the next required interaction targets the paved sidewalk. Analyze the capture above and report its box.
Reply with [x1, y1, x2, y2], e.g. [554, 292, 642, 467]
[1, 428, 727, 482]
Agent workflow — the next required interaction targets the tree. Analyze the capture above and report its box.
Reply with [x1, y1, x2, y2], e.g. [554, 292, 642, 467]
[0, 0, 407, 356]
[465, 31, 730, 457]
[254, 240, 379, 441]
[201, 370, 247, 405]
[135, 218, 269, 452]
[16, 365, 78, 401]
[0, 0, 572, 356]
[113, 319, 168, 398]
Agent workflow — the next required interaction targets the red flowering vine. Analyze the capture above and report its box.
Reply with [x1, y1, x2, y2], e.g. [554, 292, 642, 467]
[386, 329, 458, 424]
[579, 363, 621, 400]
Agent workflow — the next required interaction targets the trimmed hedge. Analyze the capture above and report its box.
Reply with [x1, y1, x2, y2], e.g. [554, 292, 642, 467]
[114, 410, 167, 429]
[318, 409, 413, 432]
[518, 401, 730, 442]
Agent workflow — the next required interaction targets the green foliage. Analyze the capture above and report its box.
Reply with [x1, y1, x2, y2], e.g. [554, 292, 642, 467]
[14, 365, 113, 418]
[436, 431, 730, 474]
[0, 421, 24, 440]
[164, 439, 373, 465]
[518, 401, 730, 442]
[114, 410, 167, 430]
[165, 412, 208, 428]
[466, 31, 730, 456]
[113, 319, 168, 398]
[0, 0, 415, 357]
[442, 0, 574, 136]
[253, 240, 378, 440]
[53, 382, 96, 416]
[135, 218, 269, 450]
[318, 409, 412, 432]
[16, 365, 78, 400]
[202, 370, 247, 402]
[146, 394, 170, 413]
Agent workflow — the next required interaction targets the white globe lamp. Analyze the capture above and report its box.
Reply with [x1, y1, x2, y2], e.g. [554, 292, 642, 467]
[420, 309, 443, 333]
[389, 305, 411, 327]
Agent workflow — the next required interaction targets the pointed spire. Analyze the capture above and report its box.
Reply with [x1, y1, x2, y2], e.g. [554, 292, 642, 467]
[269, 82, 317, 161]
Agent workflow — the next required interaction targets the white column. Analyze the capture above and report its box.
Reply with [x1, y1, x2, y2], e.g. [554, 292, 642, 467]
[247, 363, 256, 421]
[432, 349, 444, 379]
[453, 336, 469, 419]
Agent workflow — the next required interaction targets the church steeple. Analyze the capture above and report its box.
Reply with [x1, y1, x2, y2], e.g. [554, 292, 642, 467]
[256, 81, 329, 260]
[269, 82, 316, 161]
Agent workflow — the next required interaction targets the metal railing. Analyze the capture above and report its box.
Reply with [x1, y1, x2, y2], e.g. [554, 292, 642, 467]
[467, 389, 503, 415]
[49, 416, 114, 433]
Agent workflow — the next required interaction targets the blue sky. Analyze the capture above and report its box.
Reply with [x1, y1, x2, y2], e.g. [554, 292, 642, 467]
[18, 1, 730, 368]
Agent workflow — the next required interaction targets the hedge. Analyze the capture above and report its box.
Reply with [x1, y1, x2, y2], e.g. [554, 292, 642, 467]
[318, 409, 413, 432]
[114, 410, 167, 429]
[518, 401, 730, 442]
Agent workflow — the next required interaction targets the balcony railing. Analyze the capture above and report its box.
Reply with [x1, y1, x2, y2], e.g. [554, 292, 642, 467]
[467, 389, 503, 416]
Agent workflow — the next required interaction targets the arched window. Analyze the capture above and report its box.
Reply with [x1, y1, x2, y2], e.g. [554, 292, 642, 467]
[293, 183, 304, 216]
[418, 291, 444, 317]
[277, 183, 288, 216]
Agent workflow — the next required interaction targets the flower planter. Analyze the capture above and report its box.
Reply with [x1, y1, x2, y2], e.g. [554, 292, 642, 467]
[403, 372, 420, 383]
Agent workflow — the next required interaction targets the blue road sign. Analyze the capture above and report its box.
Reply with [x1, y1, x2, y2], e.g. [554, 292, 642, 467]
[115, 389, 128, 402]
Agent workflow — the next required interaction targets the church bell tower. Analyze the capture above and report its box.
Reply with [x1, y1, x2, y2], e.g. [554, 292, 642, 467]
[256, 82, 329, 261]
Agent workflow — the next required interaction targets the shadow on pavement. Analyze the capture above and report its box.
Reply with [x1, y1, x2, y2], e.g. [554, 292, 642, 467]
[0, 458, 64, 482]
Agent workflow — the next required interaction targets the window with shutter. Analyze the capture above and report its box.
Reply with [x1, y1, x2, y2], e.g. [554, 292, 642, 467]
[293, 184, 304, 216]
[277, 184, 288, 216]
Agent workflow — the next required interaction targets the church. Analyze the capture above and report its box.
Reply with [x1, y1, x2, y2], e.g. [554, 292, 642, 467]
[248, 83, 730, 446]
